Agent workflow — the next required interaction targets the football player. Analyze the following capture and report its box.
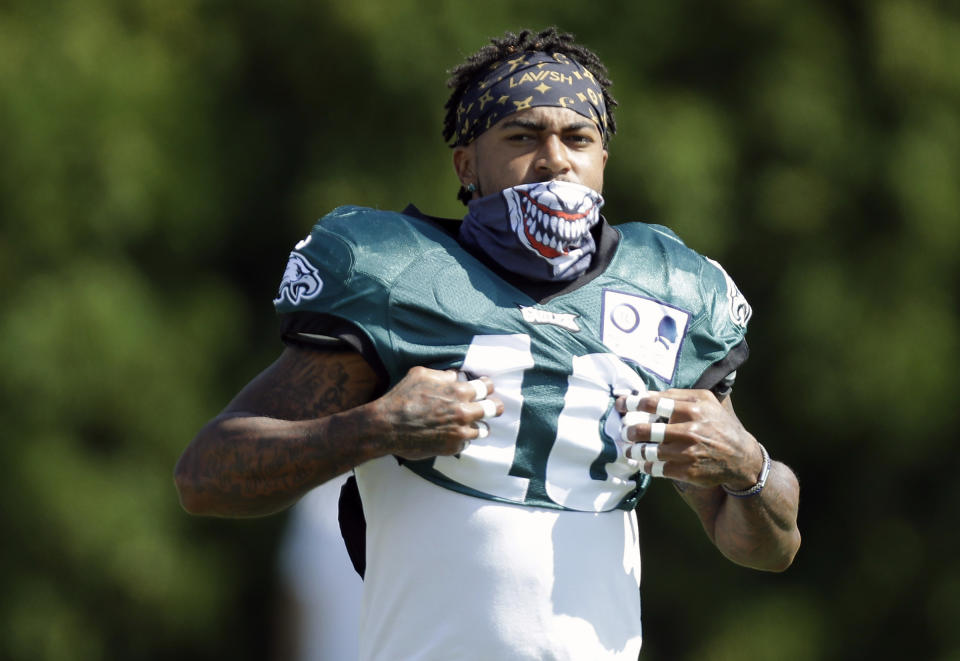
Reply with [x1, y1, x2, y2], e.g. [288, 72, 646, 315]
[175, 27, 800, 660]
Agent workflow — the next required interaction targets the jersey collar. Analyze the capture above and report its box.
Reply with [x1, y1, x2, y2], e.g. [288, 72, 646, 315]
[401, 203, 620, 304]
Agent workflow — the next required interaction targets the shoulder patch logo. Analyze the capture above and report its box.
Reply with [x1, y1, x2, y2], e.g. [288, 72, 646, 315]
[600, 289, 690, 383]
[274, 252, 323, 306]
[706, 257, 752, 328]
[518, 305, 581, 332]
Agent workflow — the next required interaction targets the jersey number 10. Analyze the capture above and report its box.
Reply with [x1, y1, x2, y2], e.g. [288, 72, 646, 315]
[431, 334, 650, 512]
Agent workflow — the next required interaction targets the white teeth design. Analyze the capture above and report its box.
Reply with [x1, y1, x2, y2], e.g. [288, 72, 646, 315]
[509, 181, 603, 259]
[520, 197, 598, 249]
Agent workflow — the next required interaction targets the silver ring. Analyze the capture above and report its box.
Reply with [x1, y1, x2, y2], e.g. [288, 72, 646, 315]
[468, 379, 488, 402]
[651, 461, 665, 478]
[474, 420, 489, 439]
[650, 422, 666, 444]
[625, 393, 643, 412]
[479, 399, 497, 419]
[655, 397, 675, 420]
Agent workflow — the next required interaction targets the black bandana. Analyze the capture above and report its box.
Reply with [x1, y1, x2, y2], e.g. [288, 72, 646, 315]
[453, 51, 608, 146]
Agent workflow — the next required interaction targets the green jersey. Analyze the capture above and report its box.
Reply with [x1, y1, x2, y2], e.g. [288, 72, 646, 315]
[274, 206, 750, 512]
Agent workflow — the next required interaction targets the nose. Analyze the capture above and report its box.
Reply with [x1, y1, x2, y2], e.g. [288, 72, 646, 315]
[535, 135, 571, 180]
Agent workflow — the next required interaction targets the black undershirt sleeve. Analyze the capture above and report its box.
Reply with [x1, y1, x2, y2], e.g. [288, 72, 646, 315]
[279, 311, 390, 395]
[693, 339, 749, 400]
[338, 476, 367, 577]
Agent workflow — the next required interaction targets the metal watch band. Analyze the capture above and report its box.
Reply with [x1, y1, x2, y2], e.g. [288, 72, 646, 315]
[722, 442, 770, 498]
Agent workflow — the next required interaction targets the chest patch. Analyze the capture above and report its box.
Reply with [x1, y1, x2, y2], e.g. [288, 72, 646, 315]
[600, 289, 690, 383]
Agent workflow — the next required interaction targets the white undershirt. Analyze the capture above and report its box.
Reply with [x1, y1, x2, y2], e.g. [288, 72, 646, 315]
[355, 456, 644, 661]
[277, 474, 362, 660]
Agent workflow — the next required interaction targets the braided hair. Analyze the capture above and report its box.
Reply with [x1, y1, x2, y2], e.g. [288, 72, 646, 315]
[443, 28, 618, 205]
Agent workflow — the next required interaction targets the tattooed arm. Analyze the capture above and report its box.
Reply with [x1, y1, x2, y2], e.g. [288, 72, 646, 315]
[174, 345, 502, 517]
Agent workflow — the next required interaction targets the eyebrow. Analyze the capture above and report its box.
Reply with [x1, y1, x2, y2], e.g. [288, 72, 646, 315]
[499, 117, 598, 133]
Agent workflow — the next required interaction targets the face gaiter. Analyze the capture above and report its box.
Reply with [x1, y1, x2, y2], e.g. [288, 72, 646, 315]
[458, 180, 604, 282]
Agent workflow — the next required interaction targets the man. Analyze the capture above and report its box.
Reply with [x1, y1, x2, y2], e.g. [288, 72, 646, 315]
[175, 28, 800, 660]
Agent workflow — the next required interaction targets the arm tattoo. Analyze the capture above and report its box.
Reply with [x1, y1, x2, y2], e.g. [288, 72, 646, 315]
[177, 348, 380, 515]
[226, 348, 378, 420]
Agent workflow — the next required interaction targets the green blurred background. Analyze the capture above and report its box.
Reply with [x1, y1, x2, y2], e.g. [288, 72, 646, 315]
[2, 0, 958, 659]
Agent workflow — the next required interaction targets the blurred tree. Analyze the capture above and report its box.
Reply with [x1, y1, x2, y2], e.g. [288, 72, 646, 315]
[1, 0, 957, 659]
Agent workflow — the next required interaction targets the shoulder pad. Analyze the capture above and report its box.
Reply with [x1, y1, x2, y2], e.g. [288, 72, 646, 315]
[273, 206, 447, 313]
[609, 221, 751, 382]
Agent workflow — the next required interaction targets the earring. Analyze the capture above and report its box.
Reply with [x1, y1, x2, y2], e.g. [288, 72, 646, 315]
[466, 183, 477, 193]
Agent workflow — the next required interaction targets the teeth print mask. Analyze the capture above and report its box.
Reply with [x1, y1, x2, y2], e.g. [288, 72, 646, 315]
[459, 181, 604, 282]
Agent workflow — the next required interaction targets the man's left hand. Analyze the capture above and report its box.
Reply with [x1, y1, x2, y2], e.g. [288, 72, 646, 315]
[616, 389, 764, 491]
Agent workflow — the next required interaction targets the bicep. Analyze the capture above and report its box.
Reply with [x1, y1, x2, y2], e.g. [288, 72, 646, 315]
[223, 345, 381, 420]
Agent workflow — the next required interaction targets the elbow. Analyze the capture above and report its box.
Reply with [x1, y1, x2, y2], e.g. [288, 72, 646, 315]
[774, 528, 802, 572]
[723, 527, 802, 573]
[173, 450, 209, 516]
[759, 528, 802, 573]
[173, 419, 231, 516]
[173, 462, 197, 515]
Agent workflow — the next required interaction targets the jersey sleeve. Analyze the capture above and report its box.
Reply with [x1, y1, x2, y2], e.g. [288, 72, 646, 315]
[272, 206, 402, 382]
[614, 222, 752, 391]
[693, 255, 752, 391]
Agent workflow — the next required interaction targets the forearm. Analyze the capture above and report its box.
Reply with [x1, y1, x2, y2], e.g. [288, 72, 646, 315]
[681, 460, 801, 571]
[174, 405, 387, 517]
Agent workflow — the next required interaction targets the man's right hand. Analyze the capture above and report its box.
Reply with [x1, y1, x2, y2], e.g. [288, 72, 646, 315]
[175, 347, 502, 517]
[369, 366, 503, 461]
